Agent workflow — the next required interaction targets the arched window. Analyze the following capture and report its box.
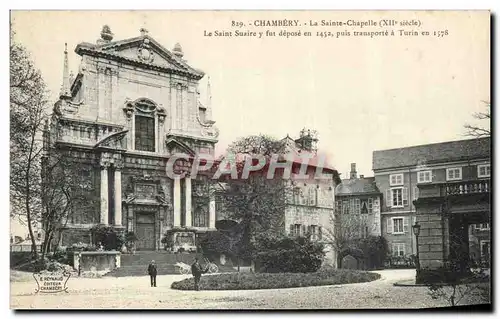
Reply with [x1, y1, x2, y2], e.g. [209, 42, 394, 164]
[134, 99, 156, 152]
[193, 206, 208, 227]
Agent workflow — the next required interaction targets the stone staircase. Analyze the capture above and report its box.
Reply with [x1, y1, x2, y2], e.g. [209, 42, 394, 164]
[105, 251, 236, 277]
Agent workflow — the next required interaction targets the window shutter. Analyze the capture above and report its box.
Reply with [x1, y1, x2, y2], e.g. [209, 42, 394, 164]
[301, 225, 306, 236]
[289, 224, 294, 236]
[403, 217, 409, 233]
[386, 189, 392, 208]
[402, 187, 408, 206]
[318, 226, 322, 240]
[307, 225, 312, 235]
[387, 218, 393, 234]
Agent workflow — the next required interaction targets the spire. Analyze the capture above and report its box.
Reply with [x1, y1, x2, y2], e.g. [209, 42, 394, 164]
[207, 76, 212, 108]
[59, 43, 71, 99]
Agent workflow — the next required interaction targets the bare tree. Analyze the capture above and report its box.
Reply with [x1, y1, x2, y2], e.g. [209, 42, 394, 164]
[10, 29, 48, 259]
[324, 207, 369, 268]
[464, 101, 490, 138]
[40, 149, 98, 259]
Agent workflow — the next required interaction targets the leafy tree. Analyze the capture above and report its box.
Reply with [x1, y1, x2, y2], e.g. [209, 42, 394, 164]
[464, 101, 490, 138]
[217, 135, 291, 266]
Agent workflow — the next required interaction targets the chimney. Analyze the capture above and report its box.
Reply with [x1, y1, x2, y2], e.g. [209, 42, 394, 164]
[350, 163, 357, 179]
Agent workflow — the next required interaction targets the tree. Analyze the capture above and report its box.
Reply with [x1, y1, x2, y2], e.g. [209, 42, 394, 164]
[324, 207, 370, 268]
[40, 150, 98, 258]
[464, 101, 490, 138]
[10, 29, 48, 260]
[216, 135, 291, 266]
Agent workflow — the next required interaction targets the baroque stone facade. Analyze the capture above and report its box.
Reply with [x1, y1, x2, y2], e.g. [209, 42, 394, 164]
[46, 26, 219, 250]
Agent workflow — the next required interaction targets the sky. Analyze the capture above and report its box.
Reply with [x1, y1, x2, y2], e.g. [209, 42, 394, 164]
[10, 10, 490, 180]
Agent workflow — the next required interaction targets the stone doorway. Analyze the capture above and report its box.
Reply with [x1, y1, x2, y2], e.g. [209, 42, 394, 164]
[135, 213, 156, 250]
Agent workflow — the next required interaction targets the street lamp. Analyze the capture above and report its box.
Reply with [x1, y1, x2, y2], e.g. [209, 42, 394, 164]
[412, 222, 421, 273]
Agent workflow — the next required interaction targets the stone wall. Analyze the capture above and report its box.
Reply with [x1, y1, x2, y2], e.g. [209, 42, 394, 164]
[73, 251, 121, 271]
[415, 211, 447, 269]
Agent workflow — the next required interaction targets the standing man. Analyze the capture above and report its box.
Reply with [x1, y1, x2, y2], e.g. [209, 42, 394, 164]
[191, 257, 207, 291]
[147, 260, 157, 287]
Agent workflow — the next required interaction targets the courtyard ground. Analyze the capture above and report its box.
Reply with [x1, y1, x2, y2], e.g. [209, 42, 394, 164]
[10, 269, 485, 309]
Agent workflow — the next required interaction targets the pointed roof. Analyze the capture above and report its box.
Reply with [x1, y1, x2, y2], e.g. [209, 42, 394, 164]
[335, 177, 381, 196]
[59, 43, 71, 99]
[75, 31, 205, 80]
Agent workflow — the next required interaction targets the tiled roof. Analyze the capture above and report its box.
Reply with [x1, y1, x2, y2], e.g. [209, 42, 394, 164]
[372, 137, 491, 171]
[335, 177, 381, 196]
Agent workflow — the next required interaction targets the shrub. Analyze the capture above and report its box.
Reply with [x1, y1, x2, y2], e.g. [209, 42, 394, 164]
[356, 236, 389, 269]
[90, 225, 125, 251]
[171, 269, 381, 290]
[255, 235, 325, 273]
[48, 248, 69, 264]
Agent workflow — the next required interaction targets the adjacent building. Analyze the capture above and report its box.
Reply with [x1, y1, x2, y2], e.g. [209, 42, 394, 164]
[335, 163, 382, 238]
[373, 137, 491, 269]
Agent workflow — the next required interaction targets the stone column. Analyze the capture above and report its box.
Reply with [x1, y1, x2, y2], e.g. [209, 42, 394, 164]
[100, 164, 109, 225]
[185, 177, 192, 227]
[173, 178, 181, 227]
[209, 196, 216, 229]
[114, 165, 122, 226]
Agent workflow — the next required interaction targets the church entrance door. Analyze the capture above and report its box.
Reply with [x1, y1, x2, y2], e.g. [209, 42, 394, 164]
[136, 213, 156, 250]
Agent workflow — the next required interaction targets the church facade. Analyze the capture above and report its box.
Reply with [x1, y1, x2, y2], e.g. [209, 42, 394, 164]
[46, 26, 220, 250]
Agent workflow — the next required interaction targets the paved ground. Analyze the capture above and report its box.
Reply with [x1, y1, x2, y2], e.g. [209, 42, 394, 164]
[9, 269, 484, 309]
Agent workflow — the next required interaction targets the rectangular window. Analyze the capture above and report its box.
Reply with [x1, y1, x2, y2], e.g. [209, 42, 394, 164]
[355, 198, 361, 214]
[417, 170, 432, 183]
[392, 243, 406, 257]
[335, 200, 342, 213]
[392, 217, 404, 234]
[135, 115, 155, 152]
[478, 164, 491, 178]
[446, 167, 462, 181]
[390, 174, 404, 186]
[392, 188, 403, 207]
[309, 188, 316, 206]
[342, 200, 349, 214]
[480, 240, 490, 258]
[368, 198, 373, 214]
[290, 224, 302, 236]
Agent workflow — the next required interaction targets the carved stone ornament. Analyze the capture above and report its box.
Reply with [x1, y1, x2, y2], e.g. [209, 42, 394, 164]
[123, 102, 135, 120]
[158, 107, 167, 124]
[137, 38, 155, 63]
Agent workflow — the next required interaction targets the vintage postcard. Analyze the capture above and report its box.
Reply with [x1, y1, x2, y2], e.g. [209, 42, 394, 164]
[10, 10, 491, 310]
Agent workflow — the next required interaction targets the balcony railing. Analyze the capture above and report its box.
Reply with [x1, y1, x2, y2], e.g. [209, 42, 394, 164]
[417, 179, 490, 199]
[446, 180, 490, 195]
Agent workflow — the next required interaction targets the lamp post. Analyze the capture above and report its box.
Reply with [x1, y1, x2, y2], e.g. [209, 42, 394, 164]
[412, 222, 421, 274]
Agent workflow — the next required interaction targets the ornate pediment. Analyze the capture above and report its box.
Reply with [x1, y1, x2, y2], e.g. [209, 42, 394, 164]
[165, 137, 196, 157]
[94, 130, 128, 150]
[75, 29, 204, 80]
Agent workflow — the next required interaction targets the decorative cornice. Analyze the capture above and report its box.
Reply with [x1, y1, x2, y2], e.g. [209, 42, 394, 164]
[75, 44, 204, 80]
